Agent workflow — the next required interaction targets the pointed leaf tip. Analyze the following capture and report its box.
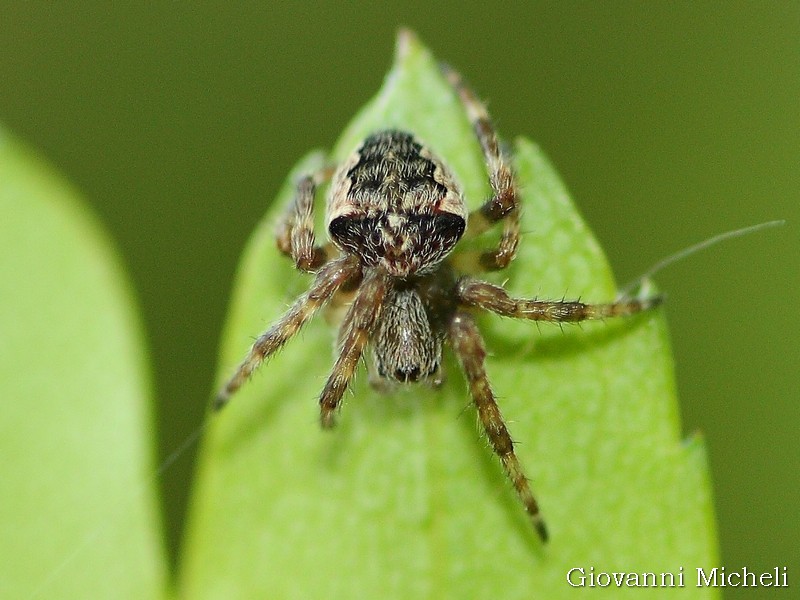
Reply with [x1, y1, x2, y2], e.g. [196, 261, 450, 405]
[180, 33, 719, 600]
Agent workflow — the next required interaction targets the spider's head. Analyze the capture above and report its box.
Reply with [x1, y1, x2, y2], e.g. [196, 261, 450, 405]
[371, 286, 443, 385]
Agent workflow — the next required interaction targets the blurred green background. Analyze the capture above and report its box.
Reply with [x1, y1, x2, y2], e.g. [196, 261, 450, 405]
[2, 3, 796, 594]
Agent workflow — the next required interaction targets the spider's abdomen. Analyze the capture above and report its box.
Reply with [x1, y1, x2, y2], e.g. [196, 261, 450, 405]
[327, 130, 467, 277]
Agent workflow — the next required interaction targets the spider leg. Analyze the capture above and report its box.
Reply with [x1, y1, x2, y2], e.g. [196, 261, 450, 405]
[441, 64, 520, 273]
[449, 311, 548, 542]
[457, 279, 663, 322]
[214, 255, 360, 410]
[275, 163, 338, 272]
[319, 269, 389, 428]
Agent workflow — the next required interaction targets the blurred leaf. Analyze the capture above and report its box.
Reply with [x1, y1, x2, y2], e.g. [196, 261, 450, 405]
[180, 31, 718, 599]
[0, 130, 168, 598]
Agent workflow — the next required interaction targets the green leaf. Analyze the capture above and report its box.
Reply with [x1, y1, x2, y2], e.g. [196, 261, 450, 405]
[0, 129, 168, 598]
[180, 31, 718, 599]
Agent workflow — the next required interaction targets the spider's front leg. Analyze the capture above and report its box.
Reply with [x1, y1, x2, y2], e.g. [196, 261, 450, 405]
[319, 269, 389, 428]
[457, 279, 663, 323]
[275, 163, 338, 272]
[449, 311, 548, 542]
[214, 255, 360, 410]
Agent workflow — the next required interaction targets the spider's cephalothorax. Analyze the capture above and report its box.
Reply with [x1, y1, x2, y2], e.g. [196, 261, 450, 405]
[215, 64, 662, 543]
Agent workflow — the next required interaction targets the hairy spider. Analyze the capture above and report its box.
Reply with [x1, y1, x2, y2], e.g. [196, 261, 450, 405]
[214, 64, 661, 542]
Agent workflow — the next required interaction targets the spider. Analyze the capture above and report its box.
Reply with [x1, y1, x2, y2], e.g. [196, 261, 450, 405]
[214, 63, 661, 542]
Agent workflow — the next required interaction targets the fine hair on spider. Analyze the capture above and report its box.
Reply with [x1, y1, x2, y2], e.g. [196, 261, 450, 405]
[214, 62, 662, 543]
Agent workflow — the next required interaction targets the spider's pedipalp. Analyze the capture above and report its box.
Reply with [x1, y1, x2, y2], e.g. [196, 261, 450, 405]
[449, 311, 548, 542]
[215, 255, 360, 410]
[441, 64, 520, 272]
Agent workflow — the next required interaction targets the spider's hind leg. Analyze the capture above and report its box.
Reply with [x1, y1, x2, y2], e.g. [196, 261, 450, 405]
[275, 163, 339, 272]
[441, 64, 520, 273]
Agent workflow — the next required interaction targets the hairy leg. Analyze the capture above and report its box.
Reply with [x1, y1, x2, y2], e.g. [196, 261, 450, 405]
[441, 64, 520, 272]
[215, 255, 360, 409]
[319, 268, 389, 428]
[449, 311, 548, 542]
[457, 279, 663, 322]
[275, 164, 337, 271]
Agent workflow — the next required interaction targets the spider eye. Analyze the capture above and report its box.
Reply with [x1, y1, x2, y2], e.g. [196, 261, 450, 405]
[394, 366, 421, 383]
